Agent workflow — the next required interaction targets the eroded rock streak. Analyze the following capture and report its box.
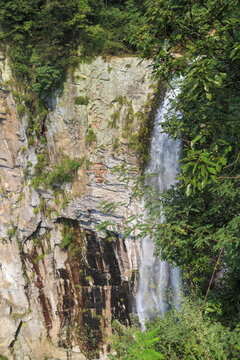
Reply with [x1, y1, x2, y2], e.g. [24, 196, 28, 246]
[0, 54, 155, 359]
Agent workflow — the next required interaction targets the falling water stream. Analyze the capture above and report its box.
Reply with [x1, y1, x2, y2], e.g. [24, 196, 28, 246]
[137, 84, 182, 328]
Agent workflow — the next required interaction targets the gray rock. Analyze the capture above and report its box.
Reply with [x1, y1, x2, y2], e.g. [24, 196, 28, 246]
[0, 54, 156, 359]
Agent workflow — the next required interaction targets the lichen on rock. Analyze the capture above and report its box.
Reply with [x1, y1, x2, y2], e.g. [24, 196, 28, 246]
[0, 54, 156, 359]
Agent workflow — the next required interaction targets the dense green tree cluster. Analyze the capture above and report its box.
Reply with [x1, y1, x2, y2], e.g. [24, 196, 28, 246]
[0, 0, 146, 143]
[108, 1, 240, 358]
[132, 0, 240, 325]
[0, 0, 145, 98]
[110, 300, 240, 359]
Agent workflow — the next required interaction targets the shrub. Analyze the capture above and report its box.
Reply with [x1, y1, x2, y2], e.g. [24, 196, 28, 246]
[0, 355, 9, 360]
[74, 96, 89, 106]
[59, 225, 75, 250]
[6, 226, 17, 237]
[85, 129, 97, 144]
[46, 157, 84, 188]
[110, 298, 240, 360]
[31, 156, 84, 190]
[16, 104, 25, 117]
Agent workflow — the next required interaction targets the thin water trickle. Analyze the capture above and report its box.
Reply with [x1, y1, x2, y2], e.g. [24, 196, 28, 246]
[137, 84, 182, 328]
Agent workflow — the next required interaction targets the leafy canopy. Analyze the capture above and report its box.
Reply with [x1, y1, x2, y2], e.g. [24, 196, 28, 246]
[130, 0, 240, 325]
[109, 298, 240, 360]
[0, 0, 146, 97]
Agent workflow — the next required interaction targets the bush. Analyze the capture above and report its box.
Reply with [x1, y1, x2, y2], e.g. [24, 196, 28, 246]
[33, 63, 64, 97]
[0, 355, 9, 360]
[75, 96, 89, 106]
[110, 298, 240, 360]
[16, 104, 25, 117]
[0, 0, 146, 141]
[85, 129, 97, 144]
[59, 225, 75, 250]
[31, 156, 84, 190]
[0, 0, 146, 100]
[46, 157, 84, 188]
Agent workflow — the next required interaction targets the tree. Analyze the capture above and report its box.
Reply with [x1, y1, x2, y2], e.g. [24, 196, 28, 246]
[132, 0, 240, 324]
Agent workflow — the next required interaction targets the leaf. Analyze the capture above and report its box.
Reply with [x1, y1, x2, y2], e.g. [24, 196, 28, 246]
[145, 337, 160, 347]
[214, 74, 223, 86]
[230, 44, 240, 59]
[140, 349, 165, 360]
[210, 175, 217, 182]
[219, 157, 227, 165]
[207, 167, 216, 174]
[145, 328, 159, 340]
[201, 177, 208, 188]
[135, 332, 144, 343]
[201, 164, 206, 176]
[206, 92, 212, 100]
[192, 163, 197, 174]
[197, 182, 202, 190]
[147, 349, 165, 359]
[186, 184, 192, 196]
[191, 135, 202, 148]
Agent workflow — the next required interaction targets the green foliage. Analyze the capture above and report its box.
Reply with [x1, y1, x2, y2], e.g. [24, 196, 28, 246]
[110, 299, 240, 360]
[16, 103, 25, 117]
[0, 0, 82, 95]
[122, 0, 240, 325]
[60, 225, 75, 250]
[33, 253, 45, 264]
[135, 0, 240, 190]
[0, 0, 145, 146]
[75, 96, 89, 105]
[85, 128, 97, 144]
[115, 95, 127, 106]
[6, 226, 17, 237]
[0, 0, 145, 99]
[112, 138, 119, 150]
[110, 327, 164, 360]
[31, 156, 84, 190]
[81, 0, 146, 56]
[46, 157, 84, 187]
[152, 182, 240, 323]
[109, 110, 120, 129]
[33, 63, 63, 97]
[101, 147, 239, 325]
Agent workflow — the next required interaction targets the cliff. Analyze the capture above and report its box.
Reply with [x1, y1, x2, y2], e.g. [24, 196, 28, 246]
[0, 54, 156, 359]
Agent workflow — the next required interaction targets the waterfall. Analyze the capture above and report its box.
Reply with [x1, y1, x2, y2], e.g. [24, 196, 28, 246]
[137, 84, 182, 328]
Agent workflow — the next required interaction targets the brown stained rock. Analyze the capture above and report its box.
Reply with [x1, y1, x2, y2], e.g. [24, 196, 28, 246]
[0, 91, 21, 167]
[93, 163, 107, 183]
[25, 250, 53, 335]
[0, 55, 155, 359]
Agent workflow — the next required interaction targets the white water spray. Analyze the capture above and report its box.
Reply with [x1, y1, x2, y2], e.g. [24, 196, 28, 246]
[137, 84, 182, 328]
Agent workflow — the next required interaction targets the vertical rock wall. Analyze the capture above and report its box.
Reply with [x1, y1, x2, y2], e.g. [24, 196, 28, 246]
[0, 54, 155, 359]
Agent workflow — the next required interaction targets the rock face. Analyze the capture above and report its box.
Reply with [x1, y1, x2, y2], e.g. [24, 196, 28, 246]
[0, 54, 155, 359]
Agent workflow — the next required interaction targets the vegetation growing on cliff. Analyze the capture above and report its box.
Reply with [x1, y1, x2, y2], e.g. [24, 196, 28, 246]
[133, 0, 240, 325]
[110, 299, 240, 360]
[31, 155, 84, 190]
[0, 0, 145, 99]
[105, 0, 240, 358]
[0, 0, 239, 358]
[0, 0, 147, 159]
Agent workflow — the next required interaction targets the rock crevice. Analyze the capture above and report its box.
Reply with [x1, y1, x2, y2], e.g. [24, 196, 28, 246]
[0, 54, 155, 359]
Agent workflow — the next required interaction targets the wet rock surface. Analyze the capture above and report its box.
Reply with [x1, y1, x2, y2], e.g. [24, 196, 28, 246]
[0, 53, 154, 359]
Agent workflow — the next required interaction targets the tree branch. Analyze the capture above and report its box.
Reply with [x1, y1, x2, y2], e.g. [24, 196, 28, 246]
[201, 247, 224, 314]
